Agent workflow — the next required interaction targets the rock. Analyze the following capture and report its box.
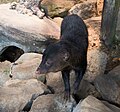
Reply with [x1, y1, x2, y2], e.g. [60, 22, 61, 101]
[94, 65, 120, 105]
[0, 79, 47, 112]
[73, 96, 114, 112]
[69, 1, 97, 20]
[0, 4, 59, 58]
[43, 0, 103, 18]
[74, 80, 101, 102]
[69, 0, 103, 19]
[11, 0, 47, 19]
[30, 94, 55, 112]
[42, 0, 75, 18]
[84, 16, 101, 50]
[102, 101, 120, 112]
[84, 49, 108, 82]
[30, 94, 76, 112]
[0, 61, 11, 86]
[53, 17, 63, 26]
[45, 71, 63, 94]
[51, 95, 76, 112]
[11, 53, 43, 80]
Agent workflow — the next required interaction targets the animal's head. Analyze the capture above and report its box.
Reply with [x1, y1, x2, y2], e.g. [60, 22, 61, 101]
[36, 43, 69, 74]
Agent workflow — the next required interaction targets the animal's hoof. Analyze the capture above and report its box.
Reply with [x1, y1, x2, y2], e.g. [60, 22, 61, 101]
[64, 91, 70, 102]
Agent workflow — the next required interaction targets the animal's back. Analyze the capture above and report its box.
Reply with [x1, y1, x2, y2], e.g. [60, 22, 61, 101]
[61, 14, 88, 48]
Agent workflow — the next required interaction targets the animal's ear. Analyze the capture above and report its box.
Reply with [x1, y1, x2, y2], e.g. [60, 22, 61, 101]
[63, 52, 69, 61]
[41, 48, 46, 54]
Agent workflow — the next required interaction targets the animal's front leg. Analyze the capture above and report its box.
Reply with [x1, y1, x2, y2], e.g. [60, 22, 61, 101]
[62, 69, 70, 101]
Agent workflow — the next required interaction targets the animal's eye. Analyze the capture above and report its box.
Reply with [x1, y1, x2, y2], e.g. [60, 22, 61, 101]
[45, 61, 51, 66]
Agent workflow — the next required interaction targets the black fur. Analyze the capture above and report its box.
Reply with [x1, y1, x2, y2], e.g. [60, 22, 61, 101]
[36, 14, 88, 100]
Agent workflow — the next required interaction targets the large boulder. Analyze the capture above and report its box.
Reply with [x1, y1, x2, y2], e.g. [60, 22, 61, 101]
[84, 49, 108, 82]
[94, 65, 120, 105]
[11, 53, 42, 80]
[102, 101, 120, 112]
[69, 1, 97, 20]
[42, 0, 75, 18]
[0, 79, 48, 112]
[73, 95, 120, 112]
[30, 94, 76, 112]
[30, 94, 55, 112]
[75, 80, 101, 101]
[0, 3, 59, 58]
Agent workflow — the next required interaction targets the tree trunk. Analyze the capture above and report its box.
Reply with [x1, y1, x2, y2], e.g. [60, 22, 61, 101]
[101, 0, 120, 51]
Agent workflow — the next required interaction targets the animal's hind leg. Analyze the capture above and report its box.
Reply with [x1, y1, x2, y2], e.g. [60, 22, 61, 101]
[73, 67, 86, 95]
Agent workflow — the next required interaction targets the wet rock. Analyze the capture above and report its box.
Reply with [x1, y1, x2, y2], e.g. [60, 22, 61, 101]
[84, 49, 108, 82]
[73, 96, 114, 112]
[94, 65, 120, 105]
[0, 79, 47, 112]
[0, 61, 11, 86]
[0, 4, 59, 56]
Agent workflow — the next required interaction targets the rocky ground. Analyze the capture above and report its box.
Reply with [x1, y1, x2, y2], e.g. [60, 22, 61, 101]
[0, 0, 120, 112]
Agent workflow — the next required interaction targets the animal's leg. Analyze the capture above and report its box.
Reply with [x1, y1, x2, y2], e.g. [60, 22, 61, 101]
[62, 69, 71, 101]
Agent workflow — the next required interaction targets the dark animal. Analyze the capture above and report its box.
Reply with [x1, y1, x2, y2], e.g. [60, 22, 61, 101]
[36, 14, 88, 100]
